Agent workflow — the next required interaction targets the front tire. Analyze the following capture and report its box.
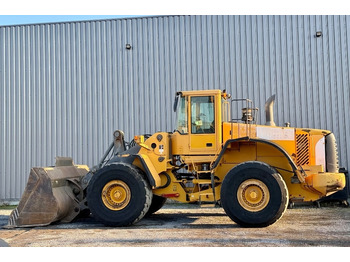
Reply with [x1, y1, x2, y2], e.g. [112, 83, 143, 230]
[87, 163, 152, 226]
[221, 161, 288, 227]
[145, 195, 167, 216]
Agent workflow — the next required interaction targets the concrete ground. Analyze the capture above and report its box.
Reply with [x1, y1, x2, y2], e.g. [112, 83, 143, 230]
[0, 203, 350, 247]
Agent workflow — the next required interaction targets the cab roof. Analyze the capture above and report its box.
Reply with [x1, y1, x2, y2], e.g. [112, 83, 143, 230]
[177, 89, 223, 97]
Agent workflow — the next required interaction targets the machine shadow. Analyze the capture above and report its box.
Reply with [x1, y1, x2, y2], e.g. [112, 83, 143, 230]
[0, 211, 239, 230]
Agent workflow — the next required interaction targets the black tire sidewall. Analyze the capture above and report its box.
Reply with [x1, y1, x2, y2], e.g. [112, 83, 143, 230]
[87, 164, 151, 226]
[221, 162, 287, 227]
[145, 195, 167, 216]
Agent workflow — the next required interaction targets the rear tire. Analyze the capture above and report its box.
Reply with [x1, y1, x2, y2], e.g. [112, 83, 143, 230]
[87, 163, 152, 226]
[221, 161, 288, 227]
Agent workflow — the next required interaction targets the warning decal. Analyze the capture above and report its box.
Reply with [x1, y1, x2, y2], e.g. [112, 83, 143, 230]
[256, 126, 294, 141]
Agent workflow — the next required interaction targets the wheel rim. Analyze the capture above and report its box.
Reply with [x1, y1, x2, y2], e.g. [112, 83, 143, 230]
[102, 180, 131, 211]
[237, 179, 270, 212]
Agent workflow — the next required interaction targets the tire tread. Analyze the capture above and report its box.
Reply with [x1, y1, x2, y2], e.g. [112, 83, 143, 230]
[87, 163, 152, 226]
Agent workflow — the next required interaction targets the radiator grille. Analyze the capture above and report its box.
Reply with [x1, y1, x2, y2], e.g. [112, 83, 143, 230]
[296, 134, 310, 166]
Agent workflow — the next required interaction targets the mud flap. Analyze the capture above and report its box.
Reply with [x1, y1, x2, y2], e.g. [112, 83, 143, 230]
[5, 163, 89, 228]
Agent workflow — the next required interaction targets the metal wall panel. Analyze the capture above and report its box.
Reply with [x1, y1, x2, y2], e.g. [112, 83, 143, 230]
[1, 15, 350, 202]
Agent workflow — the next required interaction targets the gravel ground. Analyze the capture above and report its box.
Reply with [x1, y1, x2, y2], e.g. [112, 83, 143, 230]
[1, 203, 350, 247]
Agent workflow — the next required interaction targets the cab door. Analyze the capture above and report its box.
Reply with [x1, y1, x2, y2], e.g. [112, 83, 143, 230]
[189, 95, 220, 155]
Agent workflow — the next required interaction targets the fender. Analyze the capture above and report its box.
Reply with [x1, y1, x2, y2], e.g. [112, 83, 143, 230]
[133, 154, 162, 188]
[107, 145, 161, 188]
[212, 137, 301, 180]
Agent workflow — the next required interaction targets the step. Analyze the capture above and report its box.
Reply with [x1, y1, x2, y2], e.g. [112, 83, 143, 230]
[192, 179, 219, 185]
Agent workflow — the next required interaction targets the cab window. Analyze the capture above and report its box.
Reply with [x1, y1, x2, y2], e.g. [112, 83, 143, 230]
[191, 96, 215, 134]
[175, 96, 188, 134]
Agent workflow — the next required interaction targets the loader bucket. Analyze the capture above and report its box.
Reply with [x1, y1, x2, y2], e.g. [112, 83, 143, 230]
[6, 158, 89, 228]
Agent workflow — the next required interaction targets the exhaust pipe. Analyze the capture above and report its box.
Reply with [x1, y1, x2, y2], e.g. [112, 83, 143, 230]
[265, 95, 276, 126]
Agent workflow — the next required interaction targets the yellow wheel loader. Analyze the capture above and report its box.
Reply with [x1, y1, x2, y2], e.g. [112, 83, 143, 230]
[6, 89, 346, 228]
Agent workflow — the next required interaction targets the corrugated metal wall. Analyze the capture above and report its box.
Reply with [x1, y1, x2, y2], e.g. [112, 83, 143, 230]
[1, 15, 349, 202]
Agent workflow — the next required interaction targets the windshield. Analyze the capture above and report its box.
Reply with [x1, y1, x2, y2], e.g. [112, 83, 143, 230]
[175, 96, 188, 134]
[191, 96, 215, 134]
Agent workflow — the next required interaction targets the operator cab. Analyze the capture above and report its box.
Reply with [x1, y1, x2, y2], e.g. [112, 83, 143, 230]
[172, 90, 228, 160]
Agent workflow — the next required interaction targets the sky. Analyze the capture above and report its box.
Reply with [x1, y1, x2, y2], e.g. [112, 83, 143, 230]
[0, 0, 347, 27]
[0, 15, 147, 26]
[0, 0, 160, 27]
